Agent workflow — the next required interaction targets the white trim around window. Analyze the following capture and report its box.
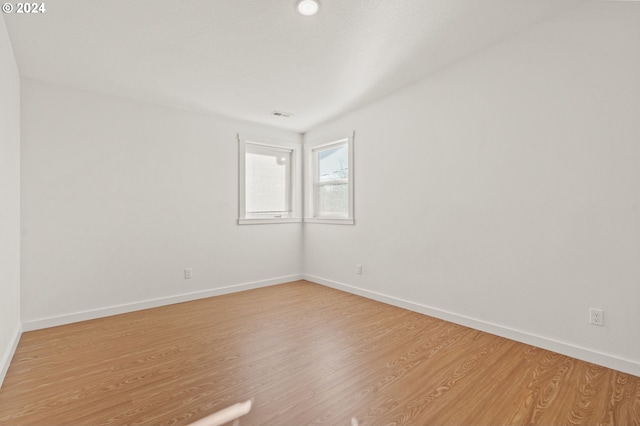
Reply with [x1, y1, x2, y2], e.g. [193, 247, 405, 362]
[238, 134, 302, 225]
[304, 135, 354, 225]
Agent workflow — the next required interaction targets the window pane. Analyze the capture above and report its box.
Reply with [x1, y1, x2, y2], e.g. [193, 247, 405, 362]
[318, 145, 348, 182]
[246, 148, 291, 214]
[317, 183, 348, 217]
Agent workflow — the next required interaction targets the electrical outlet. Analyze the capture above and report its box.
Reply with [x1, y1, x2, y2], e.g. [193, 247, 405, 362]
[185, 268, 192, 279]
[356, 264, 363, 275]
[590, 308, 604, 326]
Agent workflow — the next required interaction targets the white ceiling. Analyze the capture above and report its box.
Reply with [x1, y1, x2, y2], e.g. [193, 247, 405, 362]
[4, 0, 585, 132]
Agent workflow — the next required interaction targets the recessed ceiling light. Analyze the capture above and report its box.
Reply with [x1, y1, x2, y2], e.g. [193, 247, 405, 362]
[295, 0, 320, 16]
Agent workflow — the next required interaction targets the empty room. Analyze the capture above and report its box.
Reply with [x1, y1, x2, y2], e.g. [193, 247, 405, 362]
[1, 0, 639, 424]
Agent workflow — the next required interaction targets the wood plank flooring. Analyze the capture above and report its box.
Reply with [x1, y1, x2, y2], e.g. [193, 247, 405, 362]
[0, 280, 638, 425]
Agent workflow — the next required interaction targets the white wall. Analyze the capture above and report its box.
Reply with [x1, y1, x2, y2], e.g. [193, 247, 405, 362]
[0, 15, 21, 386]
[21, 79, 302, 328]
[303, 1, 640, 376]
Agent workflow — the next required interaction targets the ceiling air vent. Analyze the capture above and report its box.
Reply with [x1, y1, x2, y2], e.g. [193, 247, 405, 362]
[271, 110, 293, 118]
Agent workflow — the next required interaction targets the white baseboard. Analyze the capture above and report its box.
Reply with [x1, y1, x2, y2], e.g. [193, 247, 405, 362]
[0, 323, 22, 388]
[304, 274, 640, 377]
[22, 274, 304, 332]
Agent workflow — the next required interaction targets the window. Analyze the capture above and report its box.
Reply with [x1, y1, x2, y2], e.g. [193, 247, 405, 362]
[305, 136, 354, 224]
[238, 135, 301, 224]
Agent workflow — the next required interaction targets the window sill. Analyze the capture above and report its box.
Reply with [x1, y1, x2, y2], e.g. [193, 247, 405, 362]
[238, 218, 302, 225]
[304, 218, 355, 225]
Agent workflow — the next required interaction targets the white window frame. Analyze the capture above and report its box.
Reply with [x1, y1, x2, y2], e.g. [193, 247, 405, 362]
[238, 134, 302, 225]
[304, 135, 354, 225]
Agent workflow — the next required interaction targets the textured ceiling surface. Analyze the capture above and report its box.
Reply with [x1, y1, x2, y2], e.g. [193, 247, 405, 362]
[4, 0, 584, 132]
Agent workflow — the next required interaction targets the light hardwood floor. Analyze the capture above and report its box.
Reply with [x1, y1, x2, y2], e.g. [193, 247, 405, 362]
[0, 280, 638, 425]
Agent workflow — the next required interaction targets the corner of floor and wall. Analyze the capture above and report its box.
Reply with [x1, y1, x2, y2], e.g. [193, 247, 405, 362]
[2, 1, 640, 389]
[303, 0, 640, 377]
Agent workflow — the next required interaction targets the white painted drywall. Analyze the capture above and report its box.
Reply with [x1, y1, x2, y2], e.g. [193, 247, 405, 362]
[303, 1, 640, 375]
[0, 15, 21, 386]
[20, 79, 302, 326]
[3, 0, 583, 133]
